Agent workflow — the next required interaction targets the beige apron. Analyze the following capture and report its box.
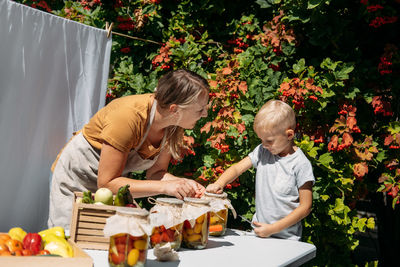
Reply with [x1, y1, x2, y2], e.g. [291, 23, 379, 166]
[48, 100, 166, 230]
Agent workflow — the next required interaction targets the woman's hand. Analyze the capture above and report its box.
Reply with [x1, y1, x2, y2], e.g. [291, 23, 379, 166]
[182, 177, 205, 198]
[253, 221, 277, 238]
[163, 178, 204, 199]
[205, 183, 223, 194]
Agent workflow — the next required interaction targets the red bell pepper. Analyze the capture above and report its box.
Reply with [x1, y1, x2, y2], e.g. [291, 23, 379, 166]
[23, 233, 42, 255]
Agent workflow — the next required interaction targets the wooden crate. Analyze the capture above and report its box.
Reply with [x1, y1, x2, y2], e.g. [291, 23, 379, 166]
[0, 239, 93, 267]
[69, 191, 117, 250]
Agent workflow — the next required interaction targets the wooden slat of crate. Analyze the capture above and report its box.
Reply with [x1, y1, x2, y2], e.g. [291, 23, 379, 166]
[78, 221, 104, 229]
[79, 215, 108, 224]
[76, 235, 109, 243]
[77, 227, 104, 236]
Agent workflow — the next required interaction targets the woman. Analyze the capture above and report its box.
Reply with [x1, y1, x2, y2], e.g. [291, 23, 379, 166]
[49, 69, 209, 229]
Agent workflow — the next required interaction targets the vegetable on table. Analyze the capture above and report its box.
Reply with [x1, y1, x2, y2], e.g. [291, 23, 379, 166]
[38, 226, 65, 240]
[115, 184, 135, 207]
[94, 188, 113, 205]
[82, 190, 95, 204]
[8, 227, 27, 242]
[209, 224, 223, 233]
[23, 233, 42, 255]
[42, 234, 73, 257]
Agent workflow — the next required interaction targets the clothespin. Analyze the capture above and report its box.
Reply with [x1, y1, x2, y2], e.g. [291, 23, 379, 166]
[105, 22, 113, 38]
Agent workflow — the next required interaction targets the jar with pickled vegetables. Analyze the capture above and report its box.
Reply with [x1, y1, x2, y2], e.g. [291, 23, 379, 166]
[149, 198, 184, 250]
[182, 198, 211, 249]
[203, 192, 231, 236]
[104, 207, 152, 267]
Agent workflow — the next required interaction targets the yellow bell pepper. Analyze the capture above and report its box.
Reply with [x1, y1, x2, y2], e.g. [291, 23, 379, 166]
[8, 227, 27, 242]
[42, 233, 74, 257]
[39, 226, 65, 241]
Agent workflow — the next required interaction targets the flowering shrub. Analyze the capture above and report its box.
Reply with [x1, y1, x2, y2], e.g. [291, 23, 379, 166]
[18, 0, 399, 265]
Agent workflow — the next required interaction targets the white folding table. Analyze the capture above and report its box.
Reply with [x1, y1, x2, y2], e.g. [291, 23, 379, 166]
[85, 229, 316, 267]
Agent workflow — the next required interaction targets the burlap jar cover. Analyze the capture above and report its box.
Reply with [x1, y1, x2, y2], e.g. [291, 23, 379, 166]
[202, 192, 237, 218]
[103, 207, 152, 237]
[182, 197, 212, 228]
[149, 197, 185, 229]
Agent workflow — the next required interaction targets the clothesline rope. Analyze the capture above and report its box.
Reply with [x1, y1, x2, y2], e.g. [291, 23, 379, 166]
[105, 22, 162, 45]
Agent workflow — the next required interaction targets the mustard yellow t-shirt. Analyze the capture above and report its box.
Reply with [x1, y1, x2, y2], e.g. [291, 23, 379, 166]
[82, 93, 161, 159]
[51, 93, 162, 172]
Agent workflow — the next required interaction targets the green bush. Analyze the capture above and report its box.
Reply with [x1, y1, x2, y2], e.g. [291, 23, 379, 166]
[20, 0, 399, 265]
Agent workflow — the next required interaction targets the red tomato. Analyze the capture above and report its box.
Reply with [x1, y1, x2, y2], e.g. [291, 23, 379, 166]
[38, 249, 50, 255]
[161, 232, 170, 242]
[22, 249, 33, 256]
[166, 229, 175, 240]
[116, 243, 126, 254]
[111, 252, 125, 264]
[150, 233, 161, 244]
[184, 220, 191, 229]
[114, 235, 127, 245]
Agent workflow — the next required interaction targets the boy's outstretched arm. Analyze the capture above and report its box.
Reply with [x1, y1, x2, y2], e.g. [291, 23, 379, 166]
[253, 181, 313, 238]
[206, 156, 253, 194]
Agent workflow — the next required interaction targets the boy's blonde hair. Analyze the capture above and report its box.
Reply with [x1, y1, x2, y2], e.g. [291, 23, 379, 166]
[253, 99, 296, 134]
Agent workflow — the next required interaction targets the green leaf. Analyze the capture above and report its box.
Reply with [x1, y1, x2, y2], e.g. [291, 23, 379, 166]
[318, 153, 333, 167]
[367, 218, 375, 229]
[334, 64, 354, 80]
[293, 58, 306, 74]
[203, 155, 215, 167]
[307, 0, 323, 9]
[321, 58, 340, 71]
[345, 87, 360, 100]
[241, 114, 255, 124]
[388, 122, 400, 134]
[393, 196, 399, 209]
[321, 195, 330, 201]
[307, 147, 319, 158]
[255, 0, 272, 8]
[375, 151, 386, 163]
[253, 58, 268, 72]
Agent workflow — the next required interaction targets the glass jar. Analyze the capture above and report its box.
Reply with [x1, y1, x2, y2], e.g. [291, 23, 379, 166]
[150, 198, 184, 250]
[204, 192, 229, 236]
[108, 208, 150, 267]
[182, 198, 210, 249]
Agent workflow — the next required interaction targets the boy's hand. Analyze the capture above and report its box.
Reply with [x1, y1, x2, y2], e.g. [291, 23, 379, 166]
[253, 221, 276, 238]
[205, 183, 223, 194]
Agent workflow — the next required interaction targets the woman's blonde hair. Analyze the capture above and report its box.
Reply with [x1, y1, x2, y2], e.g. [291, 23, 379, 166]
[155, 69, 209, 159]
[253, 99, 296, 134]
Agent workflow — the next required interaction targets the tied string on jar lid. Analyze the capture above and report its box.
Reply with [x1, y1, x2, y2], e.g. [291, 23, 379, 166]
[148, 197, 184, 230]
[202, 192, 237, 219]
[103, 207, 153, 238]
[181, 197, 212, 228]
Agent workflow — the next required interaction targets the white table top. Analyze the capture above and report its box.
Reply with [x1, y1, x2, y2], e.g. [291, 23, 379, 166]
[85, 229, 316, 267]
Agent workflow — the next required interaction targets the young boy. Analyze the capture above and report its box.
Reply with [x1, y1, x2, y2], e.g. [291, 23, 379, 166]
[206, 99, 314, 240]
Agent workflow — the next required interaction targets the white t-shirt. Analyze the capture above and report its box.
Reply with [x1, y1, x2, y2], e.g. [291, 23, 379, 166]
[248, 144, 315, 240]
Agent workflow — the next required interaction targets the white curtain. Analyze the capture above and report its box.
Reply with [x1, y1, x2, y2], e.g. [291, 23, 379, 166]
[0, 0, 112, 232]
